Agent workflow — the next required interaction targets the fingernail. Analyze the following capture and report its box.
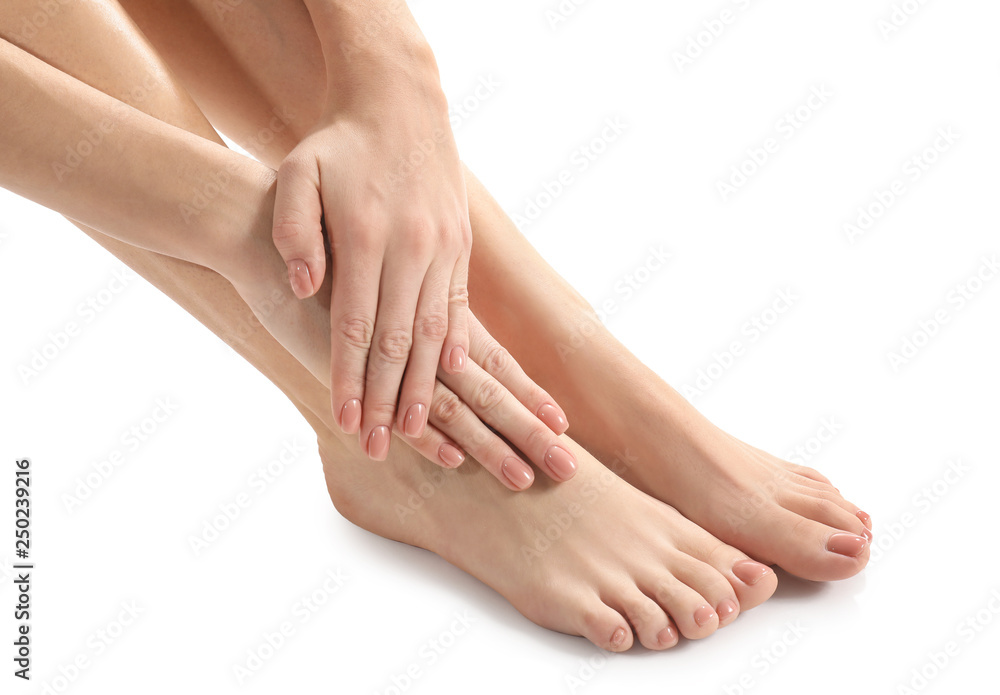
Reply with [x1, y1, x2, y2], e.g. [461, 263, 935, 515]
[694, 605, 717, 627]
[438, 443, 465, 468]
[544, 445, 577, 481]
[610, 627, 628, 649]
[856, 510, 872, 530]
[339, 399, 361, 434]
[367, 426, 391, 461]
[403, 403, 427, 438]
[501, 458, 534, 490]
[449, 346, 466, 373]
[286, 259, 312, 299]
[656, 626, 677, 647]
[732, 559, 771, 586]
[716, 599, 739, 622]
[536, 403, 569, 434]
[861, 527, 873, 543]
[827, 533, 867, 557]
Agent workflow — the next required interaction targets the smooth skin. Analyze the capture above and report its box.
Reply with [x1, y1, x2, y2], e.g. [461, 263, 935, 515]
[275, 1, 473, 461]
[0, 0, 870, 650]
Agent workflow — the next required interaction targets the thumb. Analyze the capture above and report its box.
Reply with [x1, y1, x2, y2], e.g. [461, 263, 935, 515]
[273, 156, 327, 299]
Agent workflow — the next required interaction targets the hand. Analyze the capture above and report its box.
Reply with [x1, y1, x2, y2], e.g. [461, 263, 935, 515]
[400, 313, 577, 491]
[270, 55, 472, 462]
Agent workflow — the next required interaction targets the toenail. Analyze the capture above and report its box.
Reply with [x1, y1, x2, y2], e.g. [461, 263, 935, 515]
[501, 458, 534, 490]
[856, 510, 872, 530]
[544, 445, 577, 480]
[536, 403, 569, 434]
[610, 627, 628, 649]
[694, 605, 717, 627]
[732, 559, 772, 586]
[827, 533, 867, 557]
[656, 626, 677, 647]
[717, 600, 739, 621]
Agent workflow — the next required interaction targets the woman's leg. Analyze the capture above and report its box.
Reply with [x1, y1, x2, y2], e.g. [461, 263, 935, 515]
[1, 0, 778, 650]
[122, 0, 871, 581]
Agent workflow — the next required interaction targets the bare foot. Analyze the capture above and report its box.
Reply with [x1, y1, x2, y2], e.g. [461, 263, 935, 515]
[544, 345, 872, 582]
[316, 431, 777, 651]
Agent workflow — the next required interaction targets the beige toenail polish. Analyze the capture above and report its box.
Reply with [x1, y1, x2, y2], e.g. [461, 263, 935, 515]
[656, 626, 677, 647]
[717, 600, 738, 622]
[694, 605, 717, 627]
[856, 510, 872, 530]
[827, 533, 867, 557]
[610, 627, 628, 649]
[732, 560, 771, 586]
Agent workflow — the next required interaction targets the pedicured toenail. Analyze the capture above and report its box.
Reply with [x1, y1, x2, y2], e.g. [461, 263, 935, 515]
[657, 626, 677, 647]
[610, 627, 628, 649]
[694, 605, 717, 627]
[717, 600, 738, 621]
[732, 560, 771, 586]
[544, 445, 577, 480]
[856, 510, 872, 530]
[827, 533, 867, 557]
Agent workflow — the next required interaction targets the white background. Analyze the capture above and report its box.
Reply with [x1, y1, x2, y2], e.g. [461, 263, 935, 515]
[2, 0, 999, 693]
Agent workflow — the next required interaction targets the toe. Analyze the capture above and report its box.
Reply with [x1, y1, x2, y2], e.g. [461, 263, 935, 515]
[785, 493, 870, 541]
[575, 596, 634, 652]
[729, 558, 778, 610]
[671, 555, 743, 628]
[644, 574, 719, 640]
[780, 510, 870, 581]
[609, 590, 675, 650]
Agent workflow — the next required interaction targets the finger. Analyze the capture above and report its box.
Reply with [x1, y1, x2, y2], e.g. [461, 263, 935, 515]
[272, 156, 327, 299]
[359, 258, 424, 461]
[428, 382, 535, 491]
[330, 243, 381, 438]
[467, 314, 569, 435]
[395, 419, 466, 470]
[396, 266, 451, 440]
[439, 359, 577, 483]
[440, 246, 471, 375]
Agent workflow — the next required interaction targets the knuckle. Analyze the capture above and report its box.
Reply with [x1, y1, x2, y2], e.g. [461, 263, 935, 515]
[449, 282, 470, 309]
[337, 314, 375, 351]
[374, 328, 413, 364]
[365, 398, 399, 422]
[481, 343, 512, 376]
[473, 378, 506, 413]
[522, 424, 551, 455]
[432, 392, 464, 426]
[415, 311, 449, 342]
